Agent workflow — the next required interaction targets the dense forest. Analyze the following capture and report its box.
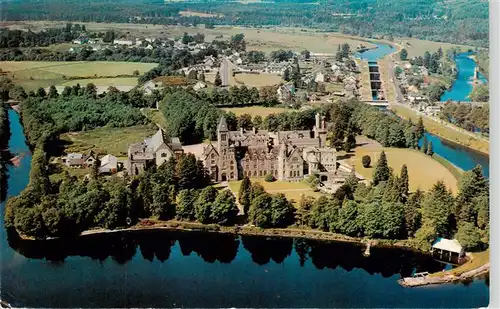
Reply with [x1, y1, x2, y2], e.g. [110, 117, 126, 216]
[1, 0, 489, 47]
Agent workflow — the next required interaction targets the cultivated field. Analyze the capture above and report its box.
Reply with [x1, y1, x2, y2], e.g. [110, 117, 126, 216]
[233, 73, 282, 87]
[229, 178, 323, 204]
[0, 61, 157, 91]
[222, 106, 289, 117]
[59, 125, 158, 157]
[346, 145, 459, 194]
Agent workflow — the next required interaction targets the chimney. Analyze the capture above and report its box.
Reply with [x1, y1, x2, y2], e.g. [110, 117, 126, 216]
[321, 117, 326, 130]
[315, 113, 320, 129]
[253, 127, 256, 134]
[240, 127, 244, 134]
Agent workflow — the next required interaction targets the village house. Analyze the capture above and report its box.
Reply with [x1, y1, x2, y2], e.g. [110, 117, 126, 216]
[61, 151, 97, 168]
[201, 113, 352, 189]
[99, 154, 119, 174]
[114, 39, 134, 46]
[127, 129, 183, 175]
[193, 81, 207, 91]
[277, 83, 295, 102]
[265, 62, 293, 75]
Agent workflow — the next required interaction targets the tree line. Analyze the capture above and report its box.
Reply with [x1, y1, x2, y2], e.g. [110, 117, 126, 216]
[0, 24, 84, 48]
[439, 102, 489, 134]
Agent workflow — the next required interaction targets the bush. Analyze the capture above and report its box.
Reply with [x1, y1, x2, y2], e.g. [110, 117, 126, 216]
[264, 174, 276, 182]
[362, 155, 371, 168]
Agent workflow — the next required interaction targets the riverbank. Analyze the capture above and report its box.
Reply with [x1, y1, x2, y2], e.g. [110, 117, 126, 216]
[390, 103, 489, 155]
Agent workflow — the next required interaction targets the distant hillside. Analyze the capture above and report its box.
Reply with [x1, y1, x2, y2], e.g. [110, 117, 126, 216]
[0, 0, 488, 47]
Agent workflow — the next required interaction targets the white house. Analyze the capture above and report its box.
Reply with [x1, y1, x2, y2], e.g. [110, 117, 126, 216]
[315, 71, 325, 83]
[114, 40, 133, 46]
[99, 154, 118, 174]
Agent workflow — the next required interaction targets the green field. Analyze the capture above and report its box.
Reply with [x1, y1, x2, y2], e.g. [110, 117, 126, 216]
[1, 61, 157, 91]
[59, 125, 158, 157]
[61, 77, 139, 87]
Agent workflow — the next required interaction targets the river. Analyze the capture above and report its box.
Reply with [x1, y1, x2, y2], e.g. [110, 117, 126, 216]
[440, 51, 488, 102]
[0, 107, 491, 307]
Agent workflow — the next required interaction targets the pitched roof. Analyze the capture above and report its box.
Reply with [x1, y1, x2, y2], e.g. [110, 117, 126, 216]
[145, 129, 167, 153]
[432, 238, 463, 253]
[218, 115, 229, 132]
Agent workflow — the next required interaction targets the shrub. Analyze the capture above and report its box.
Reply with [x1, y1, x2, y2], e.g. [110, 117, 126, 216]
[264, 174, 276, 182]
[362, 155, 371, 168]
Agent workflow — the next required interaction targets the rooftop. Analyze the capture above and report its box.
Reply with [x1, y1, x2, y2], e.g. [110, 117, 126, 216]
[432, 238, 463, 254]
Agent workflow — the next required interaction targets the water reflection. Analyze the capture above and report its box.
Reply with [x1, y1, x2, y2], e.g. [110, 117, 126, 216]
[8, 229, 448, 278]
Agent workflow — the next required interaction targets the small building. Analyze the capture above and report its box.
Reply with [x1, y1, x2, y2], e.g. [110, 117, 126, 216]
[315, 71, 325, 83]
[193, 81, 207, 91]
[431, 238, 465, 262]
[61, 151, 97, 168]
[114, 40, 134, 46]
[99, 154, 118, 174]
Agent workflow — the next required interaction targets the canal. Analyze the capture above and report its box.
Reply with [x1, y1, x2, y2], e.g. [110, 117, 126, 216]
[0, 107, 490, 307]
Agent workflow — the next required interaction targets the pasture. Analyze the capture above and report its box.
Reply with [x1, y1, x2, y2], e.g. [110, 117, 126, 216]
[0, 61, 157, 91]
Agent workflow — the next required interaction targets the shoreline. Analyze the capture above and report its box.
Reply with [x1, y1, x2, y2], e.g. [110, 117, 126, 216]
[15, 220, 489, 287]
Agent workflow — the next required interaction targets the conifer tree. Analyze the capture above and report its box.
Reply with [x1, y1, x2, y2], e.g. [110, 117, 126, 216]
[426, 141, 434, 156]
[373, 151, 391, 186]
[415, 116, 425, 140]
[238, 176, 252, 215]
[214, 71, 222, 86]
[421, 135, 428, 153]
[400, 164, 409, 199]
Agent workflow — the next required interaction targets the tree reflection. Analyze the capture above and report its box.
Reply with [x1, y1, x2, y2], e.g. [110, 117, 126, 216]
[241, 236, 293, 265]
[9, 228, 447, 278]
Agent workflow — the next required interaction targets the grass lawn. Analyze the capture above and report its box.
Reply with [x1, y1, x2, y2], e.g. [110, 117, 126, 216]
[0, 61, 157, 91]
[325, 83, 344, 93]
[228, 178, 323, 204]
[49, 166, 92, 183]
[390, 104, 489, 154]
[222, 106, 289, 117]
[430, 250, 489, 278]
[347, 147, 459, 194]
[61, 77, 139, 87]
[142, 108, 168, 130]
[233, 73, 283, 87]
[59, 125, 158, 157]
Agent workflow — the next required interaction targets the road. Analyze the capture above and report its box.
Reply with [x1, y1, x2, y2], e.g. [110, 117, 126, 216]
[220, 58, 230, 86]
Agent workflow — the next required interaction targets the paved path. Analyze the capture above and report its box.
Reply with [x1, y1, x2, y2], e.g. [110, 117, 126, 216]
[220, 58, 230, 86]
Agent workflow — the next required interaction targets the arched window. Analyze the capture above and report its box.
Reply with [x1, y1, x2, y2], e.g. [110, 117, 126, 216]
[253, 171, 257, 177]
[211, 153, 215, 159]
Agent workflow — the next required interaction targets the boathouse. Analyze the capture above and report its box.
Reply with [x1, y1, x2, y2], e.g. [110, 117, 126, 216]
[431, 238, 465, 261]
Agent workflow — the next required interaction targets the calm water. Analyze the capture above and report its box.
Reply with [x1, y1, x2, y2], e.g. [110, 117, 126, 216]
[420, 132, 489, 178]
[440, 52, 488, 102]
[0, 109, 491, 307]
[354, 42, 396, 62]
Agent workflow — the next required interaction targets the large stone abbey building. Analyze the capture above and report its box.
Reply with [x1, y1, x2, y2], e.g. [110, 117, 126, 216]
[202, 113, 350, 183]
